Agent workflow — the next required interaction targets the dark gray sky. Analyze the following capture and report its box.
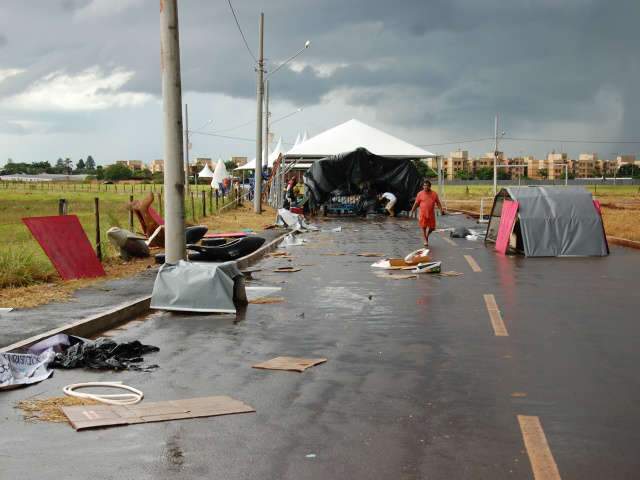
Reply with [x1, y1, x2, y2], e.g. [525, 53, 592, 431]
[1, 0, 639, 165]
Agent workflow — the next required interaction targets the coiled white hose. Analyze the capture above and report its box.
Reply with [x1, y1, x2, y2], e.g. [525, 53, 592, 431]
[63, 381, 144, 405]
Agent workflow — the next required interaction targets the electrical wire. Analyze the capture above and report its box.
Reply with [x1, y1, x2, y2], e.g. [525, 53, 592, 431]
[418, 138, 493, 147]
[190, 131, 255, 143]
[226, 0, 257, 63]
[502, 137, 640, 144]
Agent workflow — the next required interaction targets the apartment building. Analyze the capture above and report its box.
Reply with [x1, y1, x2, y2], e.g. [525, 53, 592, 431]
[116, 160, 144, 171]
[149, 159, 164, 173]
[577, 153, 598, 178]
[231, 156, 248, 167]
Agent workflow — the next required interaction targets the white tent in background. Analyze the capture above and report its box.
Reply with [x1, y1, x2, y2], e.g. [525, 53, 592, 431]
[301, 130, 308, 143]
[198, 162, 214, 178]
[234, 137, 284, 171]
[210, 158, 229, 189]
[284, 119, 433, 159]
[292, 133, 301, 148]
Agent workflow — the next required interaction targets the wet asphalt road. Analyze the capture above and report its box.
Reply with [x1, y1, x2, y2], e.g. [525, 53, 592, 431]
[1, 215, 639, 479]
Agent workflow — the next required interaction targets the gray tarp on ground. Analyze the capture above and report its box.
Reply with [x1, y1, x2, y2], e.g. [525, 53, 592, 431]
[486, 186, 609, 257]
[150, 260, 244, 313]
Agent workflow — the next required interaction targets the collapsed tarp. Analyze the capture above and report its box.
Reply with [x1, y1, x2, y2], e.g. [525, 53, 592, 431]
[303, 148, 422, 211]
[485, 187, 609, 257]
[151, 260, 244, 313]
[0, 350, 55, 390]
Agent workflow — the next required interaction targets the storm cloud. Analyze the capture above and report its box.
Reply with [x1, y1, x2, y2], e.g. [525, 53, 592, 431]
[0, 0, 638, 163]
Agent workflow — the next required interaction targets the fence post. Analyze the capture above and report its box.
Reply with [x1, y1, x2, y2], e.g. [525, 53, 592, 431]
[94, 197, 102, 261]
[159, 192, 163, 217]
[58, 199, 67, 215]
[129, 195, 134, 231]
[201, 191, 206, 217]
[191, 192, 196, 223]
[209, 189, 213, 213]
[215, 189, 219, 211]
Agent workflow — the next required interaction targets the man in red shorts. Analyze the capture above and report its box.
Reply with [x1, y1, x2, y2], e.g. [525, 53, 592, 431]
[410, 180, 445, 246]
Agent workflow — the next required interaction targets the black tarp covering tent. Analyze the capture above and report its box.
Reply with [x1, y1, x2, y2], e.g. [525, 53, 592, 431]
[303, 148, 423, 212]
[485, 186, 609, 257]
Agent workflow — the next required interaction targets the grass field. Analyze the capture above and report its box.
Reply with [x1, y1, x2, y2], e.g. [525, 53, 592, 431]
[0, 182, 240, 290]
[439, 184, 640, 242]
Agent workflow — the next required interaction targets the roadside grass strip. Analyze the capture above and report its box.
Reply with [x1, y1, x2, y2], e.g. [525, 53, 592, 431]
[483, 294, 508, 336]
[518, 415, 562, 480]
[464, 254, 482, 272]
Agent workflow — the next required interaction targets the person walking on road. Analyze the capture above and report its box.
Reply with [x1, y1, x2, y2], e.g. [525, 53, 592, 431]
[410, 180, 445, 246]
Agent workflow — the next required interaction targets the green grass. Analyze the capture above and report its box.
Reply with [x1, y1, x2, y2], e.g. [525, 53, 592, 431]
[434, 184, 640, 201]
[0, 182, 237, 288]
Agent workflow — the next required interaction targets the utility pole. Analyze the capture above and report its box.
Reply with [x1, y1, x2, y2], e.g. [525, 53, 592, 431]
[160, 0, 186, 263]
[263, 79, 270, 183]
[254, 12, 264, 213]
[184, 103, 190, 193]
[493, 113, 499, 196]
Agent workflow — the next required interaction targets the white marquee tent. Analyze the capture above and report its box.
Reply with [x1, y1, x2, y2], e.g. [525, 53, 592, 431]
[284, 119, 433, 159]
[197, 162, 214, 178]
[235, 137, 284, 171]
[210, 158, 229, 189]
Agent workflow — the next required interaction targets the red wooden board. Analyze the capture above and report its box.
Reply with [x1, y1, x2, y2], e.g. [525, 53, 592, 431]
[204, 232, 248, 239]
[22, 215, 106, 280]
[495, 200, 519, 254]
[148, 207, 165, 225]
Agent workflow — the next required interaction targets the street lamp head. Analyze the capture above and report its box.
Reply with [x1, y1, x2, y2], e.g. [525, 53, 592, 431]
[304, 40, 311, 48]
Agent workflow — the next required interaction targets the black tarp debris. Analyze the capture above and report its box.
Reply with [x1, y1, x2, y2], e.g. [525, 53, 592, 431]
[303, 148, 422, 212]
[53, 337, 159, 371]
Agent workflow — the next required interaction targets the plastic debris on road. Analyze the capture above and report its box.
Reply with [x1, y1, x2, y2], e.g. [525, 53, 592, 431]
[53, 337, 159, 371]
[0, 350, 55, 391]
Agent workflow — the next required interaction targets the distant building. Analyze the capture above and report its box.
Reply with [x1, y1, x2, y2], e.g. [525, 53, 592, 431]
[577, 153, 598, 178]
[116, 160, 144, 171]
[231, 156, 248, 167]
[149, 159, 164, 173]
[546, 152, 571, 180]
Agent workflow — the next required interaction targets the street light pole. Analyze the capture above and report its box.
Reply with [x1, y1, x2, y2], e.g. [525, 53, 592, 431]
[184, 103, 190, 193]
[254, 12, 264, 214]
[159, 0, 186, 263]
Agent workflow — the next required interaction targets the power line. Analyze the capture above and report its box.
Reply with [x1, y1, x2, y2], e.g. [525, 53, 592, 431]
[190, 131, 255, 143]
[226, 0, 257, 63]
[503, 137, 640, 144]
[418, 138, 493, 147]
[210, 118, 255, 134]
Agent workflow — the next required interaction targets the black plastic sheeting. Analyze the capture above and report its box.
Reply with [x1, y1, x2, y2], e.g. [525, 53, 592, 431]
[303, 148, 423, 212]
[53, 337, 159, 371]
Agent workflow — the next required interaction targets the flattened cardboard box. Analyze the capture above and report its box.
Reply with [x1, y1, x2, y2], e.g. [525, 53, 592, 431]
[62, 395, 255, 431]
[252, 356, 327, 373]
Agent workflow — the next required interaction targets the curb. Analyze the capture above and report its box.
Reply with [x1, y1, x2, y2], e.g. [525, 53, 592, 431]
[607, 236, 640, 250]
[236, 231, 288, 270]
[1, 295, 151, 353]
[2, 231, 289, 353]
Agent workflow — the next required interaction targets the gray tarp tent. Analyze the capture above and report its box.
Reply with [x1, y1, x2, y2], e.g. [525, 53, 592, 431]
[485, 186, 609, 257]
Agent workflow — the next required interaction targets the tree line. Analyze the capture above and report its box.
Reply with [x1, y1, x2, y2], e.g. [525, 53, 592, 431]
[1, 156, 97, 175]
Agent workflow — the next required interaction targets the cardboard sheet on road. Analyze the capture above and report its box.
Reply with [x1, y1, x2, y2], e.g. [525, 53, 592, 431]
[62, 395, 255, 431]
[252, 356, 327, 372]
